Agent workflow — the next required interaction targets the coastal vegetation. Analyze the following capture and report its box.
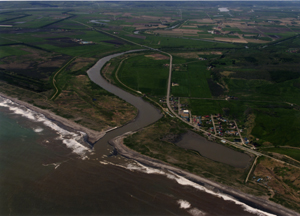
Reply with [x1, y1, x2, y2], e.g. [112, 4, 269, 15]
[1, 1, 300, 213]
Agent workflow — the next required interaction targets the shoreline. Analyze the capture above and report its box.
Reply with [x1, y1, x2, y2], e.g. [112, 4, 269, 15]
[110, 133, 300, 216]
[0, 92, 106, 145]
[1, 92, 300, 216]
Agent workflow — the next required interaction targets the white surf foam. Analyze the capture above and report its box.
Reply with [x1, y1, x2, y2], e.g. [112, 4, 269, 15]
[125, 162, 276, 216]
[188, 208, 207, 216]
[0, 96, 92, 159]
[42, 162, 61, 169]
[33, 127, 44, 133]
[177, 199, 191, 209]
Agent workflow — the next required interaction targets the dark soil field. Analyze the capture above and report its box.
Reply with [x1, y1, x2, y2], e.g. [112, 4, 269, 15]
[0, 45, 71, 91]
[102, 40, 125, 45]
[46, 37, 80, 48]
[1, 2, 300, 213]
[126, 34, 146, 39]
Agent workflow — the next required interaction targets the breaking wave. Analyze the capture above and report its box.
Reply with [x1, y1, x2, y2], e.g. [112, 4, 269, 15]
[0, 96, 91, 159]
[188, 208, 207, 216]
[125, 162, 276, 216]
[177, 199, 191, 209]
[33, 127, 44, 133]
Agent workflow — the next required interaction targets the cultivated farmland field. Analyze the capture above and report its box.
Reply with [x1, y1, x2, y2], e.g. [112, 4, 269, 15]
[1, 1, 300, 213]
[117, 54, 169, 96]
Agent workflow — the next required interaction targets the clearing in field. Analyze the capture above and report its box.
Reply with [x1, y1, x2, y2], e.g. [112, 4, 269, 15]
[212, 37, 248, 43]
[190, 19, 214, 23]
[220, 71, 235, 77]
[144, 54, 169, 60]
[132, 24, 166, 30]
[244, 38, 269, 43]
[0, 45, 69, 75]
[171, 51, 222, 59]
[153, 28, 202, 36]
[181, 25, 198, 28]
[252, 157, 300, 207]
[69, 57, 96, 72]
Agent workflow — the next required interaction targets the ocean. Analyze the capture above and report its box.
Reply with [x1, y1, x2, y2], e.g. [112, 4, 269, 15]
[0, 96, 277, 216]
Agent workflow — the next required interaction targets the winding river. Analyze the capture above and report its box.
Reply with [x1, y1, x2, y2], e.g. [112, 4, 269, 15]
[0, 50, 296, 216]
[83, 50, 298, 216]
[87, 50, 162, 152]
[87, 49, 251, 168]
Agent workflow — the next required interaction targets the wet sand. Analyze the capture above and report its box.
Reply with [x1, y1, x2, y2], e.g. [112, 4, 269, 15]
[175, 130, 251, 168]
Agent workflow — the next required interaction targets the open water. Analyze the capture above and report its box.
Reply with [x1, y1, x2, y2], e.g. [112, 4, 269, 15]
[0, 50, 280, 216]
[0, 99, 275, 216]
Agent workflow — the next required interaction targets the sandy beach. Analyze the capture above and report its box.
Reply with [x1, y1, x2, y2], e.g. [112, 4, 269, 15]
[2, 72, 290, 215]
[0, 92, 106, 144]
[1, 92, 300, 216]
[111, 133, 300, 216]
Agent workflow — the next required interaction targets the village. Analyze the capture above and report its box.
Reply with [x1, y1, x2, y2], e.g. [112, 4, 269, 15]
[159, 96, 253, 148]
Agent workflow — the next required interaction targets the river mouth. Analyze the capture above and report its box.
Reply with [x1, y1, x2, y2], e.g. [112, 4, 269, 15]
[86, 50, 163, 154]
[87, 50, 251, 169]
[175, 130, 251, 168]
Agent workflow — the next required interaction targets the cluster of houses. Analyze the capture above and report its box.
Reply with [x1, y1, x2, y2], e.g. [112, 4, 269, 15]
[159, 97, 250, 145]
[179, 110, 243, 140]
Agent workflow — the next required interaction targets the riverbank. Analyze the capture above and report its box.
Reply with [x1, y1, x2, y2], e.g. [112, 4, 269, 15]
[111, 133, 300, 216]
[2, 48, 299, 215]
[0, 92, 106, 144]
[2, 91, 299, 216]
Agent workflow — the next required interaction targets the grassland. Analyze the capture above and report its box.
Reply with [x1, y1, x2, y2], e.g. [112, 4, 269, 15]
[124, 116, 256, 190]
[264, 148, 300, 162]
[1, 2, 300, 212]
[252, 157, 300, 212]
[117, 54, 169, 96]
[171, 61, 212, 98]
[0, 45, 30, 58]
[0, 70, 137, 131]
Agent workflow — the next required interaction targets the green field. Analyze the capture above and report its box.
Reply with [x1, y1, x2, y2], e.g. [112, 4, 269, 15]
[171, 61, 212, 98]
[252, 108, 300, 147]
[188, 98, 300, 146]
[0, 45, 30, 58]
[224, 78, 300, 105]
[1, 1, 300, 212]
[265, 148, 300, 161]
[118, 54, 169, 96]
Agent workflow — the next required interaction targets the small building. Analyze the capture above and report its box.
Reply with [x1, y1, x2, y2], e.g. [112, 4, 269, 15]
[181, 112, 189, 119]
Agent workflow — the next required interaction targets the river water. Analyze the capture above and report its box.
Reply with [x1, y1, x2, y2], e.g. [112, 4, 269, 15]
[0, 50, 280, 216]
[175, 131, 250, 168]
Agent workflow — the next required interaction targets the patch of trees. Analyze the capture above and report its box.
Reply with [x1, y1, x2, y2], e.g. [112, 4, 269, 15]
[270, 71, 300, 83]
[207, 78, 224, 97]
